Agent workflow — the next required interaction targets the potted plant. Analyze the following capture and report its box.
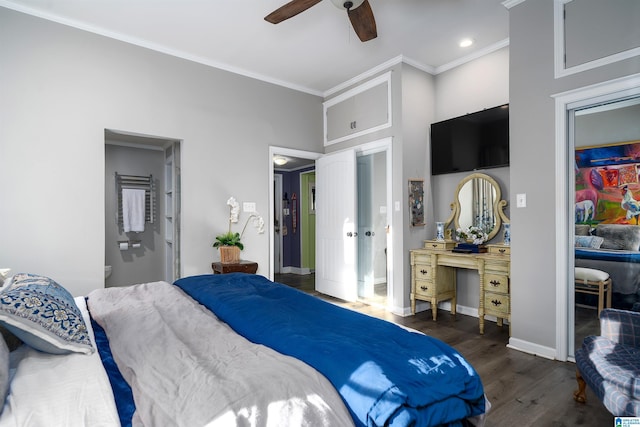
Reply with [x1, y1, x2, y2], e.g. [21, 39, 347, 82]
[213, 197, 264, 263]
[455, 226, 488, 245]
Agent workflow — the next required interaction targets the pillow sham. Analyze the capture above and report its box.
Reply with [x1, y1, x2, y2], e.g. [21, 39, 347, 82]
[575, 235, 604, 249]
[0, 273, 93, 355]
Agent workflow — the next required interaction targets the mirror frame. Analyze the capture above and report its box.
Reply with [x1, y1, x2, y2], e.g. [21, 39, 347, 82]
[444, 172, 509, 241]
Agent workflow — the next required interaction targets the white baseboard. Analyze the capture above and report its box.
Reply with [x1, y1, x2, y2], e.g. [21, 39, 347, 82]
[406, 301, 557, 359]
[280, 267, 311, 275]
[507, 338, 556, 360]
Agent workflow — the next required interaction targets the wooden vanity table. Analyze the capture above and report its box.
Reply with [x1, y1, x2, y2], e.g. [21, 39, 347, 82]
[410, 243, 510, 334]
[410, 172, 511, 335]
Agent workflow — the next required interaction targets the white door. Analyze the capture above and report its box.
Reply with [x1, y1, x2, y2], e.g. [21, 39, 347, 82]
[316, 149, 357, 301]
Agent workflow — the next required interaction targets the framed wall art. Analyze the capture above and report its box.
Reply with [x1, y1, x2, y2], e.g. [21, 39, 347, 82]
[408, 179, 425, 227]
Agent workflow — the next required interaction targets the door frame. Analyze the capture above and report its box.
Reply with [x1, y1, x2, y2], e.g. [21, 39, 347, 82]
[553, 73, 640, 361]
[268, 146, 322, 281]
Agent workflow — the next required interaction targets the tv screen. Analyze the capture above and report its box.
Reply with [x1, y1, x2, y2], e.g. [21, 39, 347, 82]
[430, 104, 509, 175]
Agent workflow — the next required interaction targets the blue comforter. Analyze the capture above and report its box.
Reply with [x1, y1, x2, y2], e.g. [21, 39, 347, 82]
[175, 273, 485, 427]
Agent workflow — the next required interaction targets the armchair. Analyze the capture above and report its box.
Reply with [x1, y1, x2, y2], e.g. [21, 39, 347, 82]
[574, 308, 640, 416]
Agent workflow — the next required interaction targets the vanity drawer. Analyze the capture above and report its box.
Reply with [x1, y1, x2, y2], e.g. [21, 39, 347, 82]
[413, 264, 432, 281]
[485, 274, 509, 294]
[411, 251, 431, 265]
[485, 293, 510, 315]
[414, 279, 435, 297]
[423, 240, 456, 251]
[488, 245, 510, 256]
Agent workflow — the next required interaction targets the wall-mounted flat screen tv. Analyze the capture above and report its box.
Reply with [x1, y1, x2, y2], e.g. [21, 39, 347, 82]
[430, 104, 509, 175]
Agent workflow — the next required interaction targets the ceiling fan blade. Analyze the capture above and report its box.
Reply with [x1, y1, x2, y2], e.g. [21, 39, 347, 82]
[265, 0, 323, 24]
[347, 0, 377, 42]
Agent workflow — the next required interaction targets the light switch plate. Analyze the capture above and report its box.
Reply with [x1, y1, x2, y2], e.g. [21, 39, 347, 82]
[516, 193, 527, 208]
[243, 202, 256, 212]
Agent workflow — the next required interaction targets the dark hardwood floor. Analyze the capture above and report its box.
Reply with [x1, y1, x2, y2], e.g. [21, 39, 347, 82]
[274, 273, 613, 427]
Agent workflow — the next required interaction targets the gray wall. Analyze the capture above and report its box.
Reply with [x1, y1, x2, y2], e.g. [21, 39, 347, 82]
[508, 0, 640, 354]
[0, 7, 323, 296]
[430, 47, 510, 312]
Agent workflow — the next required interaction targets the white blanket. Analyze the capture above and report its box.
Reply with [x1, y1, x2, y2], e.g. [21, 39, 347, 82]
[87, 281, 354, 427]
[0, 297, 120, 427]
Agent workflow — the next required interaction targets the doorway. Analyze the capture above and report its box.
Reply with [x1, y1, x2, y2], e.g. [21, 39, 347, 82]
[269, 140, 392, 309]
[357, 150, 387, 306]
[104, 130, 181, 287]
[570, 96, 640, 356]
[554, 73, 640, 361]
[269, 148, 321, 291]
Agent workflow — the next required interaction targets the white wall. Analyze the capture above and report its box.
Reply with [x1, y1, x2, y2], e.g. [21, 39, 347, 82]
[0, 8, 323, 296]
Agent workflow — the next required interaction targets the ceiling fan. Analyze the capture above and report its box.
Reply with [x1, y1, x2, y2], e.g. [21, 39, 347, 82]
[265, 0, 377, 42]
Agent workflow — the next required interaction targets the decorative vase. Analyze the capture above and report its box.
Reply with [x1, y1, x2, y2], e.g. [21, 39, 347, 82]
[436, 222, 445, 241]
[219, 245, 241, 264]
[503, 223, 511, 246]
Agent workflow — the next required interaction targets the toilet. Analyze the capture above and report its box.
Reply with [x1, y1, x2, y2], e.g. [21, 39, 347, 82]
[105, 265, 112, 279]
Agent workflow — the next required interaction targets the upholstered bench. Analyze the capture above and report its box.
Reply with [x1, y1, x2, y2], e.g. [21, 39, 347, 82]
[574, 308, 640, 416]
[575, 267, 612, 317]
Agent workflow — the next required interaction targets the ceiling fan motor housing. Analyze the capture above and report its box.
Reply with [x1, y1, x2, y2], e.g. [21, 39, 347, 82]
[330, 0, 365, 10]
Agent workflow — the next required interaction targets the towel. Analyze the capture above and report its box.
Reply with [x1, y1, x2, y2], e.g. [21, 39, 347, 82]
[122, 188, 145, 232]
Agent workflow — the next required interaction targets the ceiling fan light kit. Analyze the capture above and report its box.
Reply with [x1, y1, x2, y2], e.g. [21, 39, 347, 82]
[265, 0, 377, 42]
[330, 0, 365, 10]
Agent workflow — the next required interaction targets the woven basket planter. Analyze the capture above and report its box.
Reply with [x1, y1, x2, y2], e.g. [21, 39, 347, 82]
[219, 245, 241, 264]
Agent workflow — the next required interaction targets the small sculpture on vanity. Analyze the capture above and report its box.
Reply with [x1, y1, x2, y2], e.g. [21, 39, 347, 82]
[503, 223, 511, 246]
[436, 222, 445, 241]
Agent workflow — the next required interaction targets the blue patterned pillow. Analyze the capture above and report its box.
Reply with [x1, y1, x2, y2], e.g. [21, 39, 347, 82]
[575, 235, 604, 249]
[0, 273, 93, 354]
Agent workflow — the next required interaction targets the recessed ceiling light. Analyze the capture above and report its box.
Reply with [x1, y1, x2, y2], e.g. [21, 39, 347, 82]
[459, 38, 474, 48]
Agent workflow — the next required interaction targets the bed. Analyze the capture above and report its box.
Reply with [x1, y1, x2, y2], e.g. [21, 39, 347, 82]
[574, 224, 640, 307]
[0, 272, 487, 427]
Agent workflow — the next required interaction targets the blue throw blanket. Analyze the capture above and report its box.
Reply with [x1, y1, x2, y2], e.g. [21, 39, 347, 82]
[175, 273, 485, 427]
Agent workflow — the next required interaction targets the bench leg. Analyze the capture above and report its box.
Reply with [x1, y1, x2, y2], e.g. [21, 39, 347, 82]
[574, 369, 587, 404]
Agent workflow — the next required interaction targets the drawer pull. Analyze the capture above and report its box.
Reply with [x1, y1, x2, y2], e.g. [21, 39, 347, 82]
[420, 286, 428, 291]
[491, 299, 502, 307]
[490, 279, 501, 287]
[431, 244, 438, 248]
[420, 269, 428, 275]
[499, 248, 506, 253]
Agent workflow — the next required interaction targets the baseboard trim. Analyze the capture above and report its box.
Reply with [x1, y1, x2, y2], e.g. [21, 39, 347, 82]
[507, 338, 556, 360]
[280, 267, 311, 275]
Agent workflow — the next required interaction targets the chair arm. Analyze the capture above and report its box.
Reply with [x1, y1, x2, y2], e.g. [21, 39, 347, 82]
[600, 308, 640, 348]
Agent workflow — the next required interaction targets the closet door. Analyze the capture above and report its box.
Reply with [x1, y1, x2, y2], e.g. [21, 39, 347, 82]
[315, 149, 357, 301]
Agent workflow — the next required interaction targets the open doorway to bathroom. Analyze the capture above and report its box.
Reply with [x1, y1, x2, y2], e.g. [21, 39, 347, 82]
[104, 129, 181, 287]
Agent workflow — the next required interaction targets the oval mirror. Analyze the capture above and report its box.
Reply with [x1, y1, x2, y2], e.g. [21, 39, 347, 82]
[449, 173, 507, 241]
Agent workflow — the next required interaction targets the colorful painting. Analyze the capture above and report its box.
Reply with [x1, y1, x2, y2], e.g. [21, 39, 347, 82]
[575, 140, 640, 225]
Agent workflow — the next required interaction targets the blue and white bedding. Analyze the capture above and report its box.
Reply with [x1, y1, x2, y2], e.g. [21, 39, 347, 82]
[175, 273, 486, 427]
[0, 273, 487, 427]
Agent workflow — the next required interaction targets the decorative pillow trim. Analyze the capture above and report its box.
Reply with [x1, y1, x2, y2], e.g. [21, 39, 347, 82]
[0, 273, 93, 355]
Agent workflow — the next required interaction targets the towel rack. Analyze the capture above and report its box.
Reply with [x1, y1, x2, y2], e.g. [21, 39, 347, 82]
[115, 173, 155, 229]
